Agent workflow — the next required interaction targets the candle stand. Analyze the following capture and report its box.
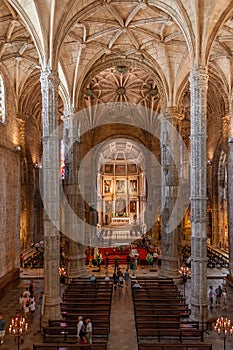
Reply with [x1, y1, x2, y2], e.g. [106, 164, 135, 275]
[9, 314, 28, 350]
[214, 317, 233, 350]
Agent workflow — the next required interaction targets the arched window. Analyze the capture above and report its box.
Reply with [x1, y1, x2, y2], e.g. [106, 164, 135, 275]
[0, 74, 6, 123]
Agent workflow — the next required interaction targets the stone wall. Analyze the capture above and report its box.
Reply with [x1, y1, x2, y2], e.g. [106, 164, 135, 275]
[0, 77, 21, 281]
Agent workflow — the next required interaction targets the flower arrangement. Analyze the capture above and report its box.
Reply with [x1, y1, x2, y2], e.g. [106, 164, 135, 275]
[94, 248, 103, 264]
[146, 253, 153, 265]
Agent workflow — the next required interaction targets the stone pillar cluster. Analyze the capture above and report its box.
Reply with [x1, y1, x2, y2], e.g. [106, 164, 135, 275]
[62, 112, 87, 280]
[189, 67, 209, 322]
[160, 107, 183, 280]
[40, 68, 61, 325]
[228, 95, 233, 275]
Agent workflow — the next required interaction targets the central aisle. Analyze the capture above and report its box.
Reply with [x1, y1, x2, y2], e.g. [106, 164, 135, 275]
[108, 282, 137, 350]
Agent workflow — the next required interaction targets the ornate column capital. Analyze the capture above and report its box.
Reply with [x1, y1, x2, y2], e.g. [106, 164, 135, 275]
[40, 68, 59, 90]
[165, 106, 184, 121]
[61, 107, 76, 122]
[190, 66, 209, 87]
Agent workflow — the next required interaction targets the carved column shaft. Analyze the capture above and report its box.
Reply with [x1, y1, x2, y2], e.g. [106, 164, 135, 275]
[160, 107, 183, 279]
[189, 67, 208, 322]
[212, 116, 230, 247]
[228, 101, 233, 274]
[62, 114, 87, 279]
[40, 69, 61, 325]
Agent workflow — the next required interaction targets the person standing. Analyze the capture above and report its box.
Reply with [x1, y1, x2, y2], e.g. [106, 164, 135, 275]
[113, 272, 118, 289]
[208, 286, 214, 310]
[124, 269, 129, 285]
[20, 253, 24, 268]
[29, 297, 36, 319]
[79, 324, 87, 344]
[77, 316, 83, 342]
[0, 313, 5, 345]
[105, 252, 109, 268]
[85, 318, 93, 344]
[29, 280, 34, 296]
[126, 253, 131, 269]
[215, 285, 223, 307]
[114, 255, 119, 272]
[222, 288, 227, 309]
[23, 287, 30, 299]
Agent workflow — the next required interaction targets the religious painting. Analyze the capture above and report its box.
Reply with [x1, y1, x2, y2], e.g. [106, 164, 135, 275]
[130, 200, 136, 213]
[105, 164, 113, 174]
[129, 179, 137, 193]
[104, 179, 112, 193]
[115, 198, 126, 216]
[116, 179, 125, 193]
[115, 164, 126, 175]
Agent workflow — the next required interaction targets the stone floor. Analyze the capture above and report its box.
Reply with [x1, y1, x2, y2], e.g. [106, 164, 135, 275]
[0, 264, 233, 350]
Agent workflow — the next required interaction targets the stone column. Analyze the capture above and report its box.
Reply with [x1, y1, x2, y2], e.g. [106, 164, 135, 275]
[228, 98, 233, 275]
[40, 68, 61, 325]
[189, 67, 208, 323]
[62, 112, 87, 280]
[160, 107, 183, 279]
[212, 115, 229, 248]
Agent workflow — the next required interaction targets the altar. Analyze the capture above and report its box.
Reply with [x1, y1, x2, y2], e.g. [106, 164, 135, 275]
[111, 217, 131, 224]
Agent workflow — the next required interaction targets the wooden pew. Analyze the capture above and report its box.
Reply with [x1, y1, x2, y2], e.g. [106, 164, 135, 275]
[43, 326, 77, 342]
[135, 320, 199, 330]
[138, 343, 212, 350]
[137, 328, 203, 342]
[33, 343, 107, 350]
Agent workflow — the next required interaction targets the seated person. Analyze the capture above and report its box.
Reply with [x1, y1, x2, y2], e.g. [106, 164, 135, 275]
[90, 274, 97, 285]
[132, 280, 142, 290]
[104, 274, 111, 283]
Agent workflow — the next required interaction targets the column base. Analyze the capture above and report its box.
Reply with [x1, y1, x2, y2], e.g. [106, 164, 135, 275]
[41, 296, 62, 327]
[189, 300, 208, 327]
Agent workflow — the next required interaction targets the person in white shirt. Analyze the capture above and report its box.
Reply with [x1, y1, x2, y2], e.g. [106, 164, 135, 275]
[29, 298, 36, 319]
[85, 319, 93, 344]
[132, 280, 142, 290]
[104, 274, 111, 283]
[77, 316, 83, 341]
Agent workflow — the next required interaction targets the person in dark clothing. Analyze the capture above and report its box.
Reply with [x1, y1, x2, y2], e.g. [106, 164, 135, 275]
[79, 324, 87, 344]
[113, 272, 118, 288]
[29, 280, 34, 295]
[215, 285, 222, 307]
[105, 252, 109, 268]
[126, 254, 131, 269]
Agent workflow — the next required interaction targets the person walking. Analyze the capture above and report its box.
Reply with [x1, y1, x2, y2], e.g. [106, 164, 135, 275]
[0, 313, 5, 345]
